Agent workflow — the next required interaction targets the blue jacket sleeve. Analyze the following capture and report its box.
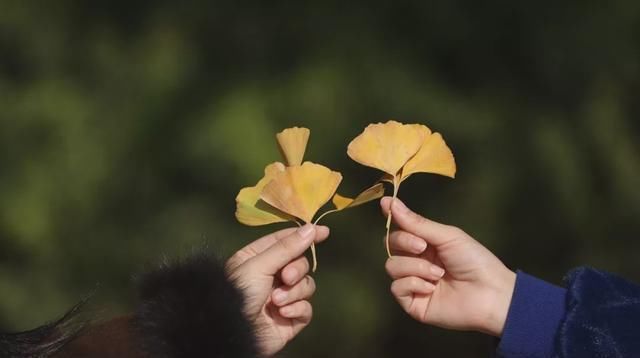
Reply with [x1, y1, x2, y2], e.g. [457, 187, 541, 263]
[496, 271, 567, 358]
[497, 267, 640, 358]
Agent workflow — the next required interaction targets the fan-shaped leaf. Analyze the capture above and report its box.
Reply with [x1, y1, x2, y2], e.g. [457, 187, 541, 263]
[276, 127, 310, 166]
[235, 162, 291, 226]
[261, 162, 343, 223]
[347, 120, 425, 176]
[401, 132, 456, 181]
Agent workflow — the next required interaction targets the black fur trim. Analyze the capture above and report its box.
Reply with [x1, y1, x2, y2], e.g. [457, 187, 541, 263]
[134, 253, 259, 358]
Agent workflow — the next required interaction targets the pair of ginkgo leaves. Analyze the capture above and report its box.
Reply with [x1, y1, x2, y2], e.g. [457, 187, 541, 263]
[235, 120, 456, 271]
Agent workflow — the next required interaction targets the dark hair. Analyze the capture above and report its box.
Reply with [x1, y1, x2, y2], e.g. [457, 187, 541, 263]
[0, 300, 88, 358]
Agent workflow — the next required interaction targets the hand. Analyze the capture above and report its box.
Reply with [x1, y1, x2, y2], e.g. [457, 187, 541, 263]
[225, 224, 329, 357]
[381, 197, 516, 336]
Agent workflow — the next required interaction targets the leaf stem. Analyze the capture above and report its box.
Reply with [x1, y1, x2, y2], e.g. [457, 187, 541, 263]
[313, 209, 339, 225]
[310, 242, 317, 272]
[298, 220, 320, 273]
[385, 176, 400, 258]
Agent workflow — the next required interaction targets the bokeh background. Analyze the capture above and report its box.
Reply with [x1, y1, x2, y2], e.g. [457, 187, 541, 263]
[1, 1, 640, 356]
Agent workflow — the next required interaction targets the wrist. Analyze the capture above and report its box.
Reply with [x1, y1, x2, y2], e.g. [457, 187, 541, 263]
[483, 266, 516, 337]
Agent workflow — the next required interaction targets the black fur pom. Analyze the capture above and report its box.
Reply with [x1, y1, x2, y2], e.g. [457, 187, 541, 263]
[134, 253, 259, 358]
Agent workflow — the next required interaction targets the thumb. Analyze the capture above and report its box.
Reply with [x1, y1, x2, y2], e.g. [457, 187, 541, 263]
[380, 197, 459, 247]
[250, 224, 316, 275]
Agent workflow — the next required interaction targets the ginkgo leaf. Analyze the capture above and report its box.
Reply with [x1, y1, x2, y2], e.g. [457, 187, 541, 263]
[261, 162, 343, 223]
[347, 120, 426, 176]
[235, 162, 292, 226]
[410, 123, 432, 138]
[332, 183, 385, 210]
[346, 120, 457, 259]
[401, 132, 456, 181]
[276, 127, 311, 166]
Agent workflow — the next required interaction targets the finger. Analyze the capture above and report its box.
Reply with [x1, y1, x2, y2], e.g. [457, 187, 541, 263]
[279, 300, 313, 322]
[227, 225, 330, 270]
[389, 230, 427, 255]
[272, 275, 316, 306]
[281, 300, 313, 341]
[247, 224, 317, 275]
[381, 197, 462, 247]
[385, 256, 446, 281]
[390, 276, 435, 311]
[280, 256, 310, 286]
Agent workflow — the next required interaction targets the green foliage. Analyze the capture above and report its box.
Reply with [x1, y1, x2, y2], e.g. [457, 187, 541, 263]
[1, 1, 639, 356]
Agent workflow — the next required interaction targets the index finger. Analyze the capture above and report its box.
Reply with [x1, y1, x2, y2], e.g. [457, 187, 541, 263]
[248, 224, 317, 275]
[227, 226, 330, 270]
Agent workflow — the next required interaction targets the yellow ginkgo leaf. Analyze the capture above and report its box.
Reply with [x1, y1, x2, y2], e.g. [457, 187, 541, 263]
[332, 183, 386, 210]
[401, 132, 456, 181]
[276, 127, 311, 166]
[410, 123, 432, 138]
[347, 120, 426, 176]
[261, 162, 343, 223]
[235, 162, 291, 226]
[346, 120, 457, 259]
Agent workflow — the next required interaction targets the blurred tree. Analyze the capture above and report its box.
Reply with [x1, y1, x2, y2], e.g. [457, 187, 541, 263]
[1, 0, 639, 356]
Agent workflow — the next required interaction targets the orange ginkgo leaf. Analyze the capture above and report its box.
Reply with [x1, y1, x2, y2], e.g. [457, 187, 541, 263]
[401, 132, 456, 181]
[347, 120, 457, 259]
[347, 120, 426, 176]
[235, 162, 292, 226]
[332, 183, 386, 210]
[276, 127, 310, 166]
[261, 162, 343, 223]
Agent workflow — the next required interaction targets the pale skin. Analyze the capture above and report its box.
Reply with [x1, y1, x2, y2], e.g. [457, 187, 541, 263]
[381, 196, 517, 337]
[225, 197, 515, 356]
[226, 224, 329, 357]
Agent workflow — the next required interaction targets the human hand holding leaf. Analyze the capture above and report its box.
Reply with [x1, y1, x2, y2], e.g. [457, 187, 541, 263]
[235, 127, 384, 271]
[347, 120, 456, 257]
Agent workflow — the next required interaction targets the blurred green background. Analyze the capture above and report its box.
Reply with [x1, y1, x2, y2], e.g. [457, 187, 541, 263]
[1, 1, 639, 356]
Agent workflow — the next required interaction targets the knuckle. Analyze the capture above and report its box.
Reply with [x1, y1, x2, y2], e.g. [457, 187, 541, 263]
[274, 236, 298, 257]
[408, 277, 421, 289]
[276, 237, 293, 251]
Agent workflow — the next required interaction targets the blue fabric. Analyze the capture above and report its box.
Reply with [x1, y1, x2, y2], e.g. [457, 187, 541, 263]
[555, 267, 640, 358]
[497, 268, 640, 358]
[497, 271, 567, 357]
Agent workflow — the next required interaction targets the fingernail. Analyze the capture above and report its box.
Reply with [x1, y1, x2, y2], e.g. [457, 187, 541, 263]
[297, 224, 315, 241]
[412, 239, 427, 253]
[430, 265, 445, 278]
[273, 289, 287, 304]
